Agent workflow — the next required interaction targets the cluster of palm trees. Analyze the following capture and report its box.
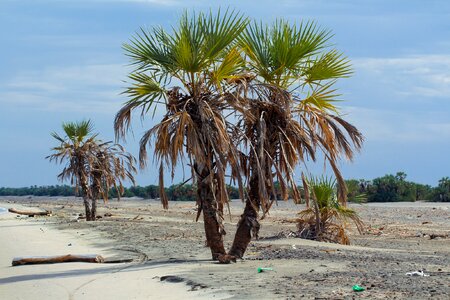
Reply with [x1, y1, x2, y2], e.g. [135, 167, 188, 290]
[110, 10, 363, 261]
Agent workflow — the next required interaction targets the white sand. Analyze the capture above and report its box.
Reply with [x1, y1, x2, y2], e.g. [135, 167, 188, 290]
[0, 207, 231, 300]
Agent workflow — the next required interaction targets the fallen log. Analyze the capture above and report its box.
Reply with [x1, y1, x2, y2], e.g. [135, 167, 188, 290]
[8, 208, 52, 216]
[12, 254, 105, 266]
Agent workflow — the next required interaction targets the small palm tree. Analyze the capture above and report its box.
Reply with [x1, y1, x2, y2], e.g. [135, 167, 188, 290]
[47, 120, 136, 221]
[297, 176, 364, 245]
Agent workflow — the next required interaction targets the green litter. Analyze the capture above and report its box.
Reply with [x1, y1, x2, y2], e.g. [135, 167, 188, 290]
[257, 267, 273, 273]
[352, 285, 365, 292]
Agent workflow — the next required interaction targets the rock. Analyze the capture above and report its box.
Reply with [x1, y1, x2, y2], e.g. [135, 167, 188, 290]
[160, 275, 184, 283]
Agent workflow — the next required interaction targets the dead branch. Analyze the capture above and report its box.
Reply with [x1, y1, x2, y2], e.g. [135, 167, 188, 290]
[12, 254, 105, 266]
[8, 208, 52, 216]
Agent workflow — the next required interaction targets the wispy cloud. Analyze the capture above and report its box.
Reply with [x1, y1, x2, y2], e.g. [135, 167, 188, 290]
[343, 105, 450, 143]
[76, 0, 189, 5]
[353, 54, 450, 99]
[0, 64, 129, 113]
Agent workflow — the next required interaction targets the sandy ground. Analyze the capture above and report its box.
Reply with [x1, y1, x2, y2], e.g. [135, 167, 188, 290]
[0, 197, 449, 299]
[0, 203, 230, 300]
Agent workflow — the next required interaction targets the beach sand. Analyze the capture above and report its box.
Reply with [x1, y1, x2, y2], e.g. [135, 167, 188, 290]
[0, 203, 231, 300]
[0, 197, 449, 299]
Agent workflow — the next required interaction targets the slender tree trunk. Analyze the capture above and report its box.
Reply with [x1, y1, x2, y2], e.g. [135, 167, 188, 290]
[313, 198, 321, 239]
[229, 118, 269, 258]
[83, 197, 97, 221]
[88, 172, 101, 222]
[90, 198, 97, 221]
[79, 169, 96, 221]
[229, 171, 261, 258]
[196, 163, 226, 260]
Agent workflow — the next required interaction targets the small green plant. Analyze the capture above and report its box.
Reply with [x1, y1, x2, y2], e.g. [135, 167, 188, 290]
[297, 176, 364, 245]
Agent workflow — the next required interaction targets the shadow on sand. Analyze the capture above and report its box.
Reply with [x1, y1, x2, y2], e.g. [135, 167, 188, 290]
[0, 259, 211, 285]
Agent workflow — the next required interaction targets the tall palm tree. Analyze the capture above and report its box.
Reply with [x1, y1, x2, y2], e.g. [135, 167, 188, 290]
[228, 20, 363, 258]
[47, 120, 136, 221]
[114, 10, 249, 260]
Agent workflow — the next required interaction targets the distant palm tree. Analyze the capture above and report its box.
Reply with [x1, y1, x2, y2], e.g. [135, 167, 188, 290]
[47, 120, 136, 221]
[228, 20, 363, 257]
[114, 10, 249, 259]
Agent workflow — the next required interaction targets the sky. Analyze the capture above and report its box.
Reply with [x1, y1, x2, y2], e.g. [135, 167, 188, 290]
[0, 0, 449, 187]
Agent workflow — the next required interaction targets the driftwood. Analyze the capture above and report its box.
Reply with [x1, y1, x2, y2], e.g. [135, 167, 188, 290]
[8, 208, 52, 216]
[12, 254, 105, 266]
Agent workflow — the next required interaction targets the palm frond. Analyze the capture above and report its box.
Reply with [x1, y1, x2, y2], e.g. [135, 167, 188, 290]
[303, 50, 352, 83]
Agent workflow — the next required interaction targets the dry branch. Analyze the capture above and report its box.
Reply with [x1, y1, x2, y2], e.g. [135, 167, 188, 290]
[8, 208, 52, 216]
[12, 254, 105, 266]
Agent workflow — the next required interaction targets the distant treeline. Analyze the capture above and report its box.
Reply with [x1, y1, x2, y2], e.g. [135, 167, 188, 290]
[345, 173, 449, 202]
[1, 172, 449, 202]
[0, 184, 240, 202]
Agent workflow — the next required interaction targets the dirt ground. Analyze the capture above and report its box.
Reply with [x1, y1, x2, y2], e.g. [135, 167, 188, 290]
[1, 197, 449, 299]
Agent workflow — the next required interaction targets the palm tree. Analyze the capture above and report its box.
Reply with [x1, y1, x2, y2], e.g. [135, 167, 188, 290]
[114, 10, 249, 260]
[47, 120, 136, 221]
[228, 20, 363, 257]
[297, 176, 364, 245]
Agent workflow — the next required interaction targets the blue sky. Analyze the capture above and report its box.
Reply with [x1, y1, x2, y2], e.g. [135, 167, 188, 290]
[0, 0, 449, 187]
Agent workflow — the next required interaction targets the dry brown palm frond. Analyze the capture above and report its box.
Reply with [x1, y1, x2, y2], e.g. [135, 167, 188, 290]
[233, 82, 323, 213]
[294, 100, 364, 205]
[92, 142, 137, 202]
[130, 84, 247, 213]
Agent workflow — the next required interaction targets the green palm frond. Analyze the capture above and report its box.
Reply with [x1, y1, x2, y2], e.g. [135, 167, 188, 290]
[210, 47, 245, 88]
[127, 72, 164, 97]
[307, 175, 337, 209]
[61, 120, 94, 144]
[241, 19, 333, 87]
[202, 8, 249, 61]
[124, 72, 166, 111]
[123, 26, 175, 73]
[123, 9, 248, 81]
[299, 80, 341, 113]
[303, 50, 352, 83]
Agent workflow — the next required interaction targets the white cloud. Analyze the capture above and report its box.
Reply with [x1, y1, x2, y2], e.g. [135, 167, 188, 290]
[352, 54, 450, 99]
[0, 64, 129, 113]
[78, 0, 187, 5]
[343, 106, 450, 143]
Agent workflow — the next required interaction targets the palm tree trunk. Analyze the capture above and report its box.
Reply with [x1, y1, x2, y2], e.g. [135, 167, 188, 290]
[196, 163, 226, 260]
[83, 197, 96, 221]
[79, 170, 96, 221]
[313, 198, 321, 239]
[229, 175, 260, 258]
[88, 173, 101, 222]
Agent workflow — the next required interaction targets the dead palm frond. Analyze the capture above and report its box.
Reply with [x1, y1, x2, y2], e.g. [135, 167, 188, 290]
[91, 142, 136, 203]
